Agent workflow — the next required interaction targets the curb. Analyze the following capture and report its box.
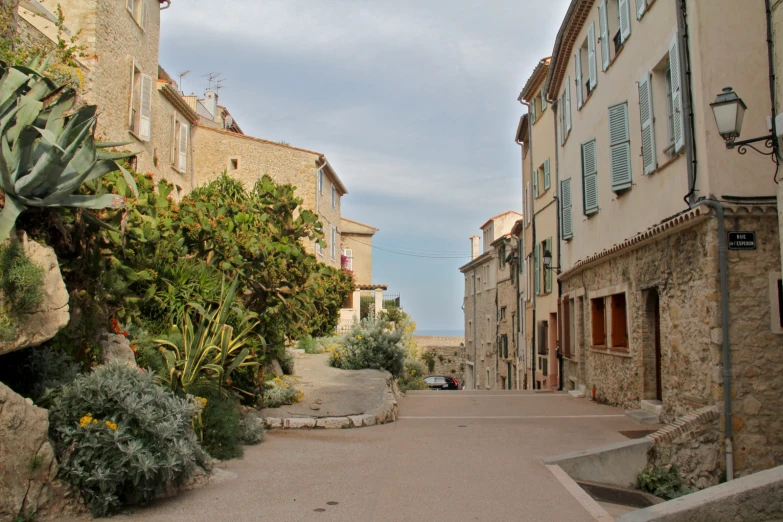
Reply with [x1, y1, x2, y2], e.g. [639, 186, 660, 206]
[262, 374, 400, 430]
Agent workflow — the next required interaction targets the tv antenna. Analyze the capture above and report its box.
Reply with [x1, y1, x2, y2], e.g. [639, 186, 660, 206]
[177, 70, 190, 93]
[203, 72, 224, 93]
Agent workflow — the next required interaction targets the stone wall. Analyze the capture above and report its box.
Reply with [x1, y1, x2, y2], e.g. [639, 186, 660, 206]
[497, 276, 517, 389]
[648, 406, 722, 490]
[462, 256, 498, 389]
[561, 216, 720, 417]
[416, 336, 466, 385]
[193, 127, 342, 267]
[1, 0, 18, 42]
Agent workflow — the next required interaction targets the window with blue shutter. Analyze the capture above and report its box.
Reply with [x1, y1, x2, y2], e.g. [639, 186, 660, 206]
[599, 0, 610, 71]
[582, 139, 599, 214]
[638, 73, 656, 175]
[561, 179, 573, 240]
[541, 90, 547, 112]
[619, 0, 631, 42]
[531, 98, 537, 124]
[636, 0, 647, 19]
[544, 238, 552, 294]
[608, 102, 632, 192]
[534, 243, 540, 296]
[587, 22, 597, 90]
[669, 34, 684, 152]
[543, 158, 551, 191]
[575, 48, 583, 110]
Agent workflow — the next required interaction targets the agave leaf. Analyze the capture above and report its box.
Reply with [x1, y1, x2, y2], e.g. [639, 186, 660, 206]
[40, 160, 97, 204]
[50, 193, 124, 209]
[97, 150, 138, 161]
[43, 89, 75, 137]
[14, 144, 66, 196]
[118, 163, 139, 197]
[0, 196, 25, 243]
[81, 210, 120, 232]
[0, 68, 32, 105]
[61, 117, 95, 160]
[30, 126, 65, 152]
[85, 159, 120, 182]
[57, 105, 96, 149]
[7, 97, 43, 145]
[95, 141, 134, 148]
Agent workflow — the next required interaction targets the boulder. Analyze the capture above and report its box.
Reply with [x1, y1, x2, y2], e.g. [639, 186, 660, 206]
[0, 381, 58, 519]
[99, 332, 136, 366]
[0, 236, 69, 356]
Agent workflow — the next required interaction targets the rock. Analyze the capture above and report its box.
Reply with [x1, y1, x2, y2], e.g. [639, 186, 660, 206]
[268, 359, 284, 377]
[315, 417, 349, 429]
[743, 396, 763, 416]
[0, 237, 69, 356]
[309, 405, 320, 411]
[282, 417, 316, 429]
[264, 418, 282, 429]
[99, 332, 136, 366]
[0, 381, 59, 519]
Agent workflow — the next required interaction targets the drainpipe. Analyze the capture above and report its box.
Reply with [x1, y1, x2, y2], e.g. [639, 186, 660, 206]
[519, 99, 536, 390]
[676, 0, 698, 206]
[552, 98, 564, 391]
[473, 270, 477, 390]
[691, 199, 732, 481]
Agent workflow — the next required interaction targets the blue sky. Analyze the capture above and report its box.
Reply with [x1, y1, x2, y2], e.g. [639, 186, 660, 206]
[159, 0, 570, 331]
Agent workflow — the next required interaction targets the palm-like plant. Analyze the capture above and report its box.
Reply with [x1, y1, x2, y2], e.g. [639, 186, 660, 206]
[0, 57, 138, 242]
[155, 278, 261, 393]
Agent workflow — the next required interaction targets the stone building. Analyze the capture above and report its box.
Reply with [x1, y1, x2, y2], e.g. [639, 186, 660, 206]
[539, 0, 782, 479]
[459, 211, 522, 390]
[493, 234, 519, 389]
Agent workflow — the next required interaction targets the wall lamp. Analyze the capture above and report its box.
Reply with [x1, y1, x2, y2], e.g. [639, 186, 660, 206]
[710, 86, 778, 162]
[542, 249, 561, 274]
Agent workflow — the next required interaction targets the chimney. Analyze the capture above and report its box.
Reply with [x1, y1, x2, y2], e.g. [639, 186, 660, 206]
[470, 236, 480, 260]
[203, 89, 218, 121]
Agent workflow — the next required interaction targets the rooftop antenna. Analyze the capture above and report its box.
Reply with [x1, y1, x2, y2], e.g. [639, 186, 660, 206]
[177, 70, 190, 94]
[215, 78, 227, 96]
[202, 72, 223, 93]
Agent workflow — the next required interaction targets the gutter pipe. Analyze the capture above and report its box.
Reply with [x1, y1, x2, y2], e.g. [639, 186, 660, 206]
[519, 99, 536, 390]
[551, 97, 563, 391]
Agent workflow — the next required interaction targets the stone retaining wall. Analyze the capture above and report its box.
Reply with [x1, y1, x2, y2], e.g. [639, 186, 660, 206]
[415, 336, 466, 385]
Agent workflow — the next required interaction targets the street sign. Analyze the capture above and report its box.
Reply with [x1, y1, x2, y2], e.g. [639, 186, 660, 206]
[728, 231, 756, 250]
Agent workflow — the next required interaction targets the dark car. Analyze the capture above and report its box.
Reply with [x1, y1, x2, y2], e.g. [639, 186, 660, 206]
[424, 376, 460, 390]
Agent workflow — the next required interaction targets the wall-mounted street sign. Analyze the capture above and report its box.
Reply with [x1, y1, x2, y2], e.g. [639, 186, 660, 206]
[728, 231, 756, 250]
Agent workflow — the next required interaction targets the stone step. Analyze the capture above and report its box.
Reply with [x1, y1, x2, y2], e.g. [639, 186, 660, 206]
[568, 385, 587, 398]
[640, 399, 663, 418]
[626, 410, 660, 425]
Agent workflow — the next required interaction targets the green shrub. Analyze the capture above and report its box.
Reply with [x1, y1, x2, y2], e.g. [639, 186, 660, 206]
[49, 363, 208, 517]
[329, 314, 406, 377]
[0, 242, 44, 312]
[262, 375, 303, 408]
[421, 352, 436, 373]
[278, 348, 295, 375]
[398, 360, 427, 392]
[638, 465, 687, 500]
[193, 386, 243, 461]
[238, 414, 266, 445]
[297, 335, 323, 354]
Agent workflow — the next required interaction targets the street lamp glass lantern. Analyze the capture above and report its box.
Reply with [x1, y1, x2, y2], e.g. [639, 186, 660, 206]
[543, 249, 552, 268]
[710, 86, 746, 143]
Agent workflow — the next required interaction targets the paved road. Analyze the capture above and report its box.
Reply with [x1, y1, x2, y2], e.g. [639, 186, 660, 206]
[113, 391, 652, 522]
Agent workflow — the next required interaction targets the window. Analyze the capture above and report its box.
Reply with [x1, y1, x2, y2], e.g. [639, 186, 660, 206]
[561, 179, 573, 240]
[129, 62, 152, 141]
[769, 273, 783, 334]
[229, 157, 239, 170]
[638, 72, 656, 175]
[560, 77, 572, 145]
[127, 0, 145, 29]
[518, 239, 524, 273]
[561, 297, 575, 358]
[575, 22, 597, 110]
[543, 158, 551, 191]
[669, 34, 684, 153]
[608, 102, 632, 192]
[484, 265, 489, 286]
[330, 226, 336, 259]
[543, 237, 552, 294]
[599, 0, 610, 71]
[609, 293, 628, 348]
[540, 90, 547, 112]
[665, 67, 675, 149]
[344, 248, 353, 271]
[533, 243, 540, 296]
[582, 139, 598, 215]
[315, 240, 323, 256]
[618, 0, 631, 46]
[531, 98, 537, 124]
[331, 186, 336, 209]
[537, 321, 548, 355]
[318, 168, 324, 194]
[501, 334, 509, 358]
[499, 307, 507, 321]
[591, 298, 607, 346]
[542, 356, 548, 377]
[636, 0, 648, 20]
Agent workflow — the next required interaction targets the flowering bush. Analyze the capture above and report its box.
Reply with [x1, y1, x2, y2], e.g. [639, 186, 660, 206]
[262, 375, 303, 408]
[397, 360, 428, 392]
[49, 363, 209, 517]
[238, 414, 266, 445]
[328, 314, 406, 377]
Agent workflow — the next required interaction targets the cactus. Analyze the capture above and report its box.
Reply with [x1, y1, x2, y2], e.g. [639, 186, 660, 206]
[0, 58, 137, 242]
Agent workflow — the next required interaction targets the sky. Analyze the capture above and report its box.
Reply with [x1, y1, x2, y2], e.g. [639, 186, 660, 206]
[159, 0, 571, 331]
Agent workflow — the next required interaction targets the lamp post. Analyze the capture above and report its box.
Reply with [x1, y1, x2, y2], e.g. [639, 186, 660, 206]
[709, 86, 778, 161]
[542, 249, 561, 275]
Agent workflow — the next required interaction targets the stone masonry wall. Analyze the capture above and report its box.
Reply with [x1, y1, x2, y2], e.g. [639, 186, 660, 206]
[497, 277, 517, 389]
[724, 209, 783, 477]
[561, 217, 721, 418]
[462, 257, 498, 389]
[193, 127, 342, 267]
[416, 336, 466, 385]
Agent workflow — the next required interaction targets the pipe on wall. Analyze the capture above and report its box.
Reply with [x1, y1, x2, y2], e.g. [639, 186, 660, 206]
[519, 99, 536, 389]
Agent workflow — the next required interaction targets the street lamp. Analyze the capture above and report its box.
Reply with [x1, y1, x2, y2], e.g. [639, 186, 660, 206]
[709, 86, 776, 160]
[542, 249, 561, 274]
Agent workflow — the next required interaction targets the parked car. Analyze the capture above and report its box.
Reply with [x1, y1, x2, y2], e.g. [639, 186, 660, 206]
[424, 376, 460, 390]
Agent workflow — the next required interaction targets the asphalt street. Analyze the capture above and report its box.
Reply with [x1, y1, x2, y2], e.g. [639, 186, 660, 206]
[110, 391, 651, 522]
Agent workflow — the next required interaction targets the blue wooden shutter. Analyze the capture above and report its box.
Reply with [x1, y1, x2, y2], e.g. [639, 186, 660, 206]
[599, 0, 609, 71]
[669, 34, 684, 152]
[575, 49, 583, 110]
[636, 0, 647, 19]
[619, 0, 631, 41]
[561, 178, 573, 240]
[609, 103, 632, 191]
[544, 238, 552, 294]
[638, 73, 656, 175]
[534, 243, 540, 296]
[544, 158, 551, 190]
[587, 22, 597, 90]
[582, 139, 598, 214]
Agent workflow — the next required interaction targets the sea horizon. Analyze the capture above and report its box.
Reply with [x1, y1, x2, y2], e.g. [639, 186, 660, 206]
[415, 329, 464, 338]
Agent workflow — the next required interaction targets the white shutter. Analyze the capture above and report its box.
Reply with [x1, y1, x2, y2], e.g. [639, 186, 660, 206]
[560, 93, 566, 145]
[534, 243, 540, 296]
[541, 92, 547, 111]
[526, 181, 532, 226]
[619, 0, 631, 42]
[345, 248, 353, 271]
[575, 49, 583, 110]
[636, 0, 647, 20]
[588, 22, 597, 90]
[178, 123, 188, 171]
[609, 103, 632, 191]
[139, 73, 153, 140]
[582, 140, 598, 214]
[638, 73, 656, 175]
[543, 158, 551, 190]
[565, 76, 572, 132]
[533, 164, 539, 197]
[561, 178, 573, 240]
[126, 0, 133, 10]
[141, 0, 146, 29]
[128, 61, 136, 131]
[531, 98, 537, 124]
[599, 0, 610, 71]
[669, 34, 684, 152]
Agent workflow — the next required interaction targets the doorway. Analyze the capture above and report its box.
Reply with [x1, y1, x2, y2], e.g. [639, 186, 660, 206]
[644, 289, 662, 401]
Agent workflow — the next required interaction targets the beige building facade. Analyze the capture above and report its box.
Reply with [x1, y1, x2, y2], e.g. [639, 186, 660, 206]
[541, 0, 783, 479]
[340, 218, 377, 286]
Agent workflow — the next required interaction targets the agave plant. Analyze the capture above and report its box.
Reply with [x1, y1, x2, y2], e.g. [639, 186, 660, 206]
[0, 57, 138, 242]
[155, 278, 261, 393]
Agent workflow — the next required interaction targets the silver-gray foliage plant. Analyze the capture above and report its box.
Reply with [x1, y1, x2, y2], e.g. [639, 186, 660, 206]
[49, 362, 210, 517]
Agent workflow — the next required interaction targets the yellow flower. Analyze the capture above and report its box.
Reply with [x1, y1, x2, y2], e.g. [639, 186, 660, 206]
[357, 335, 362, 340]
[104, 421, 118, 431]
[411, 370, 416, 375]
[195, 396, 208, 409]
[79, 414, 93, 428]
